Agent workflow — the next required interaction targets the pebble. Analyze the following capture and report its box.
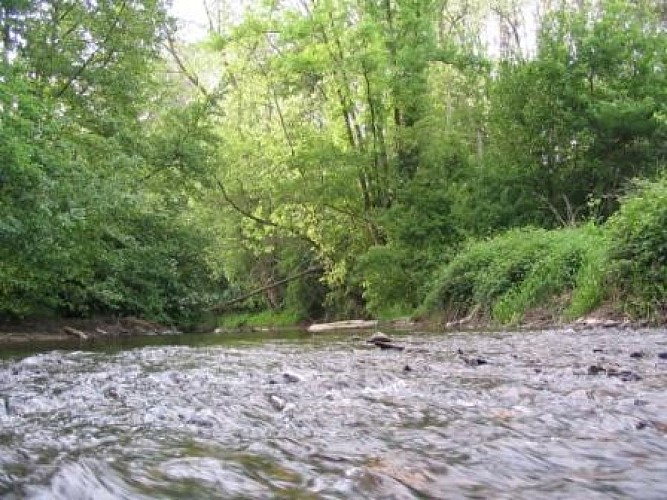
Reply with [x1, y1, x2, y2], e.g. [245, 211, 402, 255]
[268, 394, 287, 412]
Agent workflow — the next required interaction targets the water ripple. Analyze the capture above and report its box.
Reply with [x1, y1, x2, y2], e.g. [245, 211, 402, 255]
[0, 328, 666, 498]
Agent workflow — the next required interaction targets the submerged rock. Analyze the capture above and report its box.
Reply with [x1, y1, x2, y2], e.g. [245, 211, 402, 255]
[366, 332, 404, 351]
[372, 341, 405, 351]
[587, 364, 642, 381]
[267, 394, 287, 412]
[457, 348, 488, 366]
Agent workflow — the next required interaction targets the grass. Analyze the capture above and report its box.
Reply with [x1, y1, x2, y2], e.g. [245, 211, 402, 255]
[421, 225, 608, 324]
[217, 309, 304, 329]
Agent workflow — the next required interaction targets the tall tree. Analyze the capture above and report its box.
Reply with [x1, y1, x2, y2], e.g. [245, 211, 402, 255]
[483, 0, 666, 227]
[0, 0, 223, 321]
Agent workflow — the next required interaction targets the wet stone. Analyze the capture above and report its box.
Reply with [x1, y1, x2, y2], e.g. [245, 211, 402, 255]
[367, 332, 392, 344]
[267, 394, 287, 412]
[373, 341, 404, 351]
[458, 349, 488, 366]
[103, 387, 120, 400]
[282, 372, 301, 384]
[588, 365, 605, 375]
[615, 370, 642, 382]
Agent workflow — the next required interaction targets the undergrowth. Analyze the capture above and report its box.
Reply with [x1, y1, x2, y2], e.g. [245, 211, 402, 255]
[421, 225, 608, 324]
[217, 309, 303, 329]
[421, 173, 667, 324]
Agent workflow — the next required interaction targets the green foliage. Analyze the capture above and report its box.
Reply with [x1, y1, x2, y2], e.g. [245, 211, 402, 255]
[217, 309, 303, 329]
[0, 0, 225, 325]
[421, 226, 606, 323]
[476, 0, 666, 228]
[356, 245, 419, 318]
[605, 174, 667, 318]
[3, 0, 666, 328]
[492, 226, 605, 323]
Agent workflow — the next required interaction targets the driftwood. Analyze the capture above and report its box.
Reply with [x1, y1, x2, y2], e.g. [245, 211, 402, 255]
[307, 320, 378, 333]
[63, 326, 89, 340]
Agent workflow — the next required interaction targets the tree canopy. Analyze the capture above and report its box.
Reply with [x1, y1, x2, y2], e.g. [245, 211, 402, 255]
[1, 0, 665, 324]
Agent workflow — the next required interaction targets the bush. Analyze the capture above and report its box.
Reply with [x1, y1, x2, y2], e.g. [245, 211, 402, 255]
[605, 175, 667, 319]
[493, 226, 606, 322]
[356, 245, 421, 318]
[421, 226, 606, 323]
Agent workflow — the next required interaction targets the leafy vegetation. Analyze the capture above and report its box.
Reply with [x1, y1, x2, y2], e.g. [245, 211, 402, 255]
[422, 174, 667, 324]
[605, 175, 667, 320]
[1, 0, 665, 328]
[420, 226, 606, 324]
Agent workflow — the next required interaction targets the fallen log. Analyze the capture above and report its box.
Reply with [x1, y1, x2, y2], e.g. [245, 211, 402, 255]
[307, 320, 378, 333]
[211, 266, 322, 312]
[63, 326, 89, 340]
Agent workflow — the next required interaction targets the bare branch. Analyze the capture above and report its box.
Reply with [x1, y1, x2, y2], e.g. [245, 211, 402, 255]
[164, 30, 211, 99]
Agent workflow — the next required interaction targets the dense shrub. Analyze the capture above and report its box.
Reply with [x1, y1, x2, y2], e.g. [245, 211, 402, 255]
[605, 175, 667, 319]
[421, 226, 606, 323]
[356, 245, 422, 318]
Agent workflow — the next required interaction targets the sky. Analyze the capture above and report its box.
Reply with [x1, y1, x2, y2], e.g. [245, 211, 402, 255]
[169, 0, 210, 42]
[168, 0, 539, 57]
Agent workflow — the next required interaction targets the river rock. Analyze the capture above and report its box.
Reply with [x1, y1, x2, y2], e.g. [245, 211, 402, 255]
[282, 372, 301, 383]
[370, 340, 404, 351]
[267, 394, 287, 411]
[588, 364, 605, 375]
[367, 332, 392, 344]
[457, 348, 488, 366]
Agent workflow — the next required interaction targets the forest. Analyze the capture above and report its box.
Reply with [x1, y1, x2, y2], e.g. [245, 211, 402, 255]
[1, 0, 665, 329]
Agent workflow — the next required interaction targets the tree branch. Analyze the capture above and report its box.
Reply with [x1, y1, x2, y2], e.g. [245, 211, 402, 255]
[55, 0, 128, 98]
[211, 265, 323, 311]
[164, 30, 211, 99]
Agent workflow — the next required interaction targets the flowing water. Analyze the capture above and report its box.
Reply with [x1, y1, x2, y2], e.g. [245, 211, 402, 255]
[1, 327, 666, 499]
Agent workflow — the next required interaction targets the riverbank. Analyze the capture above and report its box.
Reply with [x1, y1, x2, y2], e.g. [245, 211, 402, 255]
[0, 304, 659, 347]
[0, 317, 181, 345]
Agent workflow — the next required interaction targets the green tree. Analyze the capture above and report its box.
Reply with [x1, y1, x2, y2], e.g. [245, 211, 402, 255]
[481, 0, 666, 228]
[0, 0, 224, 323]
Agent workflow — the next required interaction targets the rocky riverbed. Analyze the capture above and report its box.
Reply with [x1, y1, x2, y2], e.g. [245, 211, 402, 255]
[0, 327, 666, 498]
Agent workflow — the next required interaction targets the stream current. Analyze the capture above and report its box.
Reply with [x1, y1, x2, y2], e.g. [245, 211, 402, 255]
[0, 327, 666, 499]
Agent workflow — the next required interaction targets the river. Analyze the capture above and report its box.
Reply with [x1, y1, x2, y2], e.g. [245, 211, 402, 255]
[1, 327, 666, 499]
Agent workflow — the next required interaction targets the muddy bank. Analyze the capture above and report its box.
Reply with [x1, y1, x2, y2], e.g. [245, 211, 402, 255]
[0, 305, 659, 347]
[0, 317, 180, 345]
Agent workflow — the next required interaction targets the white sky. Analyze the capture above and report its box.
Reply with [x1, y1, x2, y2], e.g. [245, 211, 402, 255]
[169, 0, 539, 56]
[169, 0, 210, 41]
